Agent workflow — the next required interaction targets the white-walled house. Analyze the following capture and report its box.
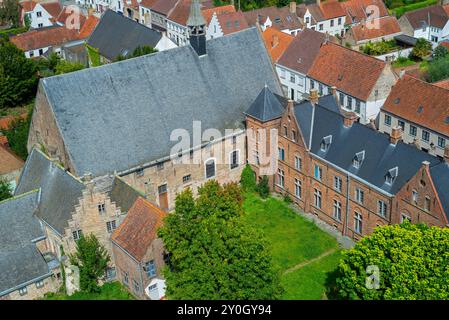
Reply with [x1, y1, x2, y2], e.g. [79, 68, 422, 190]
[379, 75, 449, 158]
[296, 0, 346, 37]
[398, 4, 449, 46]
[20, 0, 62, 29]
[203, 7, 248, 40]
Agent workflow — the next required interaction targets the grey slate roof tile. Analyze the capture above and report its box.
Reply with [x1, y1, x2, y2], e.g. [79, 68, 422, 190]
[244, 86, 286, 122]
[87, 10, 163, 61]
[108, 177, 144, 213]
[429, 162, 449, 221]
[0, 191, 50, 295]
[14, 149, 84, 235]
[42, 27, 281, 177]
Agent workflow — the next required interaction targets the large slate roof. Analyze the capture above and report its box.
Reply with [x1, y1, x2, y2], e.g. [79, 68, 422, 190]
[14, 148, 85, 235]
[41, 27, 281, 177]
[297, 97, 440, 194]
[0, 191, 50, 295]
[87, 10, 163, 61]
[429, 162, 449, 220]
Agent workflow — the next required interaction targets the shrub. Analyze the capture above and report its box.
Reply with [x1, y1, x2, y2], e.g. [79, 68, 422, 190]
[240, 164, 256, 192]
[257, 176, 270, 199]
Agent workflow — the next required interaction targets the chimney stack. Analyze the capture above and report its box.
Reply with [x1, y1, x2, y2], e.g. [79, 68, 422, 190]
[310, 89, 319, 104]
[271, 34, 279, 48]
[287, 99, 294, 112]
[289, 1, 296, 14]
[444, 146, 449, 164]
[399, 69, 405, 79]
[342, 111, 359, 127]
[331, 86, 337, 96]
[369, 118, 376, 130]
[390, 126, 402, 145]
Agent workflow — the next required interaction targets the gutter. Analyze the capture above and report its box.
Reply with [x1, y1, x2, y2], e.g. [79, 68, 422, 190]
[0, 272, 53, 298]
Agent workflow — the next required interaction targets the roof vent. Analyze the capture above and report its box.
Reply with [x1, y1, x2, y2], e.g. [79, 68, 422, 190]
[394, 97, 400, 104]
[417, 106, 423, 113]
[297, 58, 302, 64]
[338, 74, 343, 81]
[445, 117, 449, 124]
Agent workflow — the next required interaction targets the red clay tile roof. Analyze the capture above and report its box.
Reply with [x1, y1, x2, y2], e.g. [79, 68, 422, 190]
[341, 0, 389, 24]
[111, 197, 167, 261]
[0, 114, 27, 130]
[0, 135, 8, 147]
[262, 27, 294, 62]
[308, 42, 386, 100]
[382, 75, 449, 136]
[56, 6, 86, 28]
[152, 0, 180, 15]
[0, 145, 24, 175]
[140, 0, 159, 8]
[216, 11, 248, 35]
[439, 41, 449, 50]
[167, 0, 192, 25]
[10, 25, 80, 51]
[20, 0, 37, 12]
[435, 78, 449, 90]
[277, 28, 331, 75]
[41, 1, 63, 18]
[403, 5, 449, 30]
[350, 16, 401, 42]
[78, 15, 99, 39]
[444, 4, 449, 16]
[243, 5, 302, 31]
[319, 0, 346, 19]
[202, 4, 235, 24]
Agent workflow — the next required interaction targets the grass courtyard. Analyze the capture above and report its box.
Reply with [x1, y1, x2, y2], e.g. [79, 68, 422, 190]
[243, 193, 343, 300]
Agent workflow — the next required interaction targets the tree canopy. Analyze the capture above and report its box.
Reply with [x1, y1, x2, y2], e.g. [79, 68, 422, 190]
[69, 234, 110, 293]
[331, 222, 449, 300]
[0, 178, 13, 201]
[158, 180, 282, 299]
[0, 39, 38, 110]
[410, 38, 432, 60]
[0, 0, 20, 27]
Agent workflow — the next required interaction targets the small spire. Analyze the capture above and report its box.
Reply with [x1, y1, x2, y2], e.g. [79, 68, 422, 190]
[187, 0, 206, 27]
[264, 82, 268, 88]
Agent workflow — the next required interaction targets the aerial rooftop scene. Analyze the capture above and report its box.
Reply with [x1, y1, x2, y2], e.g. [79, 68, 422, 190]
[0, 0, 449, 310]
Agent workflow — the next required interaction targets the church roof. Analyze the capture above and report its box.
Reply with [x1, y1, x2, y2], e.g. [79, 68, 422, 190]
[40, 27, 281, 177]
[244, 86, 286, 122]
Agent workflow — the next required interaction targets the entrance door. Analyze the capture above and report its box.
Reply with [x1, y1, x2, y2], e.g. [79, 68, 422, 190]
[290, 88, 295, 100]
[158, 184, 168, 210]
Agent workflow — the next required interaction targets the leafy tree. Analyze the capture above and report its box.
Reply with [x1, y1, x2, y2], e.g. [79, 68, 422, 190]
[0, 38, 38, 110]
[410, 38, 432, 60]
[0, 178, 12, 201]
[69, 234, 110, 293]
[54, 60, 84, 75]
[0, 0, 20, 27]
[331, 222, 449, 300]
[1, 109, 32, 160]
[433, 45, 448, 60]
[257, 175, 270, 199]
[158, 181, 282, 299]
[240, 164, 256, 192]
[427, 55, 449, 82]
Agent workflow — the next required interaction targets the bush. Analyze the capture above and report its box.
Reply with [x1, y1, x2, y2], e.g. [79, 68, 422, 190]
[0, 178, 13, 201]
[410, 38, 432, 60]
[1, 109, 32, 160]
[427, 55, 449, 82]
[240, 164, 256, 192]
[257, 176, 270, 199]
[433, 45, 448, 60]
[332, 222, 449, 299]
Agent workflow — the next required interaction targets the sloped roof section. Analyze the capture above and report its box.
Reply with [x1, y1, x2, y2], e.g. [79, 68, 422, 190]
[111, 197, 166, 261]
[350, 16, 401, 42]
[87, 10, 163, 61]
[41, 27, 281, 177]
[108, 177, 143, 213]
[262, 27, 294, 62]
[308, 42, 386, 100]
[243, 5, 302, 31]
[0, 191, 50, 295]
[403, 5, 448, 30]
[429, 162, 449, 221]
[341, 0, 389, 24]
[14, 148, 84, 235]
[382, 75, 449, 137]
[244, 86, 286, 122]
[0, 146, 24, 176]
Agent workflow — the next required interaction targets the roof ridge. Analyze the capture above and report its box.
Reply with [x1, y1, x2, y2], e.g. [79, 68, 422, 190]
[0, 188, 39, 206]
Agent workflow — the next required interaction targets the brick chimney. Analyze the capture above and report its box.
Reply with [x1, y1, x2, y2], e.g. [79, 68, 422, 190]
[444, 146, 449, 164]
[289, 1, 296, 14]
[369, 118, 376, 130]
[271, 34, 279, 48]
[342, 111, 359, 127]
[399, 69, 405, 79]
[390, 126, 402, 144]
[287, 99, 294, 112]
[310, 89, 318, 104]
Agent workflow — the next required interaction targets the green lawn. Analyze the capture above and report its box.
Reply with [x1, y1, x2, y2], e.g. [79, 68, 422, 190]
[243, 193, 342, 299]
[42, 282, 135, 300]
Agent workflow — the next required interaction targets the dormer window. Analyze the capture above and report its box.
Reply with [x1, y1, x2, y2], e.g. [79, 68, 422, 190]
[385, 167, 398, 185]
[352, 151, 365, 169]
[320, 135, 332, 152]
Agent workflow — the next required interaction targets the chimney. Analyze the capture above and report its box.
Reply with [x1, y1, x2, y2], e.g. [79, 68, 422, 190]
[317, 0, 321, 6]
[422, 160, 430, 169]
[369, 118, 376, 130]
[310, 88, 318, 104]
[287, 99, 294, 112]
[342, 111, 359, 127]
[390, 126, 402, 144]
[289, 1, 296, 14]
[271, 34, 279, 48]
[331, 86, 337, 96]
[444, 146, 449, 164]
[399, 69, 405, 79]
[187, 0, 207, 56]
